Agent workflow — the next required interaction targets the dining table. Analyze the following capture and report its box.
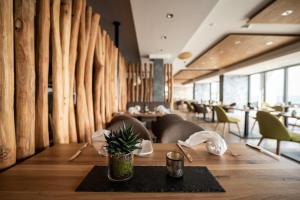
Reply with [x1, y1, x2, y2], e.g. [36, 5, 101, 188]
[0, 143, 299, 200]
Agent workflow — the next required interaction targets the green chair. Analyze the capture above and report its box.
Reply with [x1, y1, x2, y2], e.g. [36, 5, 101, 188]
[214, 106, 241, 137]
[256, 111, 300, 155]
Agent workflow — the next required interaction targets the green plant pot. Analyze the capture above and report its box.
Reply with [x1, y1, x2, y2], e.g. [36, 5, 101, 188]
[108, 152, 134, 182]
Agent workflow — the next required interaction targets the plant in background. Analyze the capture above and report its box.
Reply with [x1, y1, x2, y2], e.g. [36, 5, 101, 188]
[105, 124, 141, 181]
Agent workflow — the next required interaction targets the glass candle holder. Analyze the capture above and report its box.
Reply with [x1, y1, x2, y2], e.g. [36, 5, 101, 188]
[166, 151, 184, 178]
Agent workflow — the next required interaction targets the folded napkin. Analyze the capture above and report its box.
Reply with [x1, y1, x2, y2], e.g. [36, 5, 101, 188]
[128, 105, 141, 114]
[155, 105, 171, 114]
[178, 131, 227, 156]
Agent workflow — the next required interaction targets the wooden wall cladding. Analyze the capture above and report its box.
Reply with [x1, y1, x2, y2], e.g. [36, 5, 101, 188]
[0, 0, 127, 169]
[188, 34, 300, 70]
[0, 0, 16, 170]
[250, 0, 300, 24]
[164, 64, 174, 104]
[127, 63, 154, 103]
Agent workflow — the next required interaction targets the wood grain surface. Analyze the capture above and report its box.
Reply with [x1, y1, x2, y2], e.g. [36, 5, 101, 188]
[0, 143, 299, 199]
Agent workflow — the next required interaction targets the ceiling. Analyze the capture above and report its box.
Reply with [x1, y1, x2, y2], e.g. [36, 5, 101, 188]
[130, 0, 219, 60]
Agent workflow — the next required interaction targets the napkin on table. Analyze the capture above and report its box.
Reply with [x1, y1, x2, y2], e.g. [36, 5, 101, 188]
[178, 131, 227, 156]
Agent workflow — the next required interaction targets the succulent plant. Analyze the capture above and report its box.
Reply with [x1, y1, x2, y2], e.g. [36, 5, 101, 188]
[105, 124, 141, 155]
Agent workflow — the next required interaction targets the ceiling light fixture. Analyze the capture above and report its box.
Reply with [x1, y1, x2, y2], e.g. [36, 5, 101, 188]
[265, 41, 273, 46]
[178, 52, 192, 60]
[234, 40, 241, 45]
[281, 10, 293, 16]
[166, 13, 174, 19]
[161, 35, 167, 40]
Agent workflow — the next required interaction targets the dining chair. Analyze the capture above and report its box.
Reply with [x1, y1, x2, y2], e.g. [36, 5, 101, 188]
[256, 111, 300, 155]
[214, 106, 241, 137]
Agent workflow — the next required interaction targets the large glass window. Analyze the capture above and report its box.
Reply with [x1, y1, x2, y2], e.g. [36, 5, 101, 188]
[288, 66, 300, 104]
[210, 82, 219, 102]
[249, 74, 262, 106]
[195, 83, 210, 101]
[265, 69, 284, 104]
[173, 84, 193, 100]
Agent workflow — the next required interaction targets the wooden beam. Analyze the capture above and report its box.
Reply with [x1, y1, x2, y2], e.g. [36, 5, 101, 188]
[76, 2, 92, 142]
[35, 0, 50, 151]
[68, 0, 82, 143]
[60, 0, 72, 143]
[85, 12, 100, 141]
[94, 27, 102, 130]
[14, 0, 36, 159]
[0, 0, 16, 169]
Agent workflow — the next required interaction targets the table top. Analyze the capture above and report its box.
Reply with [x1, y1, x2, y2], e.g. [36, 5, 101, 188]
[0, 143, 299, 200]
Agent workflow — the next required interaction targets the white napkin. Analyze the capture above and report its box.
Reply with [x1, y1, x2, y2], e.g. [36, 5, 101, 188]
[178, 131, 227, 156]
[155, 105, 171, 114]
[128, 106, 141, 114]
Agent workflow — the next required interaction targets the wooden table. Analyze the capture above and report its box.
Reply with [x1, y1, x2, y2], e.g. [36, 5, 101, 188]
[0, 143, 299, 199]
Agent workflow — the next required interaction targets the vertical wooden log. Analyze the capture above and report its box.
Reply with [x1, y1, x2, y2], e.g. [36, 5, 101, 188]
[105, 35, 111, 123]
[35, 0, 50, 151]
[85, 13, 100, 140]
[0, 0, 16, 169]
[127, 64, 131, 102]
[68, 0, 82, 143]
[76, 3, 92, 142]
[14, 0, 36, 159]
[51, 0, 68, 144]
[111, 47, 118, 114]
[170, 64, 174, 109]
[149, 63, 153, 102]
[164, 64, 167, 102]
[94, 27, 102, 130]
[131, 64, 135, 102]
[100, 30, 106, 127]
[140, 63, 144, 102]
[60, 0, 72, 143]
[135, 64, 139, 102]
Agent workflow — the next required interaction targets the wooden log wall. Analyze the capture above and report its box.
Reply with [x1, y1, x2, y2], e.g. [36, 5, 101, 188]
[126, 63, 155, 103]
[0, 0, 16, 170]
[0, 0, 127, 170]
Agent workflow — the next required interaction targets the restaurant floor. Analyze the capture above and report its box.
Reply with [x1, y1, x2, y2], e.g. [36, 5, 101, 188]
[174, 110, 300, 157]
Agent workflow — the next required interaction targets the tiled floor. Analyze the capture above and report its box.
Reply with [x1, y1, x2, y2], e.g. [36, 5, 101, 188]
[174, 110, 300, 156]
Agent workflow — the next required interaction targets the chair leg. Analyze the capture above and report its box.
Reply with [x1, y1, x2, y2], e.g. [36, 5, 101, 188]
[276, 140, 281, 155]
[228, 123, 231, 133]
[236, 123, 241, 137]
[223, 123, 226, 138]
[257, 137, 264, 146]
[250, 120, 257, 134]
[215, 122, 219, 131]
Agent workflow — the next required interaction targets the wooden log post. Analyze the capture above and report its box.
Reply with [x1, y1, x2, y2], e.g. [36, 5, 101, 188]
[35, 0, 50, 151]
[14, 0, 36, 159]
[0, 0, 16, 169]
[68, 0, 82, 143]
[60, 0, 72, 143]
[127, 64, 131, 102]
[85, 13, 100, 138]
[75, 3, 92, 142]
[51, 0, 69, 144]
[105, 35, 113, 123]
[100, 30, 106, 127]
[140, 63, 144, 102]
[149, 63, 153, 102]
[135, 64, 139, 102]
[111, 46, 118, 114]
[94, 27, 102, 130]
[170, 64, 174, 109]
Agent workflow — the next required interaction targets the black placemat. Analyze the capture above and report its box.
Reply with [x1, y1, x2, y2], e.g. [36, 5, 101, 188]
[76, 166, 225, 192]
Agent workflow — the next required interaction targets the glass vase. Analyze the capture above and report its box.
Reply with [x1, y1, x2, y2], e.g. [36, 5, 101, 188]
[107, 152, 134, 181]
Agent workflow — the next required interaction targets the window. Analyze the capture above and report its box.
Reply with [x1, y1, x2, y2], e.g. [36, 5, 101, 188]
[210, 82, 219, 101]
[195, 83, 210, 101]
[288, 65, 300, 104]
[173, 84, 193, 100]
[249, 74, 262, 106]
[265, 69, 284, 104]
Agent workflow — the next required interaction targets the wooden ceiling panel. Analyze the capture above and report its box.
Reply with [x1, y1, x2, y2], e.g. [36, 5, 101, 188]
[174, 69, 212, 82]
[188, 34, 300, 70]
[174, 79, 188, 84]
[250, 0, 300, 24]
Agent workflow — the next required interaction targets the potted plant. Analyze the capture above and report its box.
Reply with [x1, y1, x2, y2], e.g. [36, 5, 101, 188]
[104, 125, 141, 181]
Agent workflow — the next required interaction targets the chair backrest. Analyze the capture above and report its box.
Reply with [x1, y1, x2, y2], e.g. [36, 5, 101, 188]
[214, 106, 229, 123]
[271, 105, 284, 112]
[256, 111, 291, 141]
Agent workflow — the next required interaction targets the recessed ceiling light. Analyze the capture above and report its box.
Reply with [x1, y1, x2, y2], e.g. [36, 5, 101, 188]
[166, 13, 174, 19]
[281, 10, 293, 16]
[265, 41, 273, 46]
[161, 35, 167, 40]
[234, 40, 241, 45]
